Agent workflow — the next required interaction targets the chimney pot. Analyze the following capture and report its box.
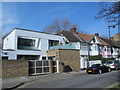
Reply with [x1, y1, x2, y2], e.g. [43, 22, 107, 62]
[110, 37, 114, 40]
[71, 27, 77, 33]
[94, 33, 99, 37]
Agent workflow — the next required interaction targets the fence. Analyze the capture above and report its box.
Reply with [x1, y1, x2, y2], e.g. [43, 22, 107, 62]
[89, 60, 102, 67]
[29, 60, 58, 75]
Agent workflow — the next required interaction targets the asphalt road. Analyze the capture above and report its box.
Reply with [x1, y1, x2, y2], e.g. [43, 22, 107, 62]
[19, 70, 119, 88]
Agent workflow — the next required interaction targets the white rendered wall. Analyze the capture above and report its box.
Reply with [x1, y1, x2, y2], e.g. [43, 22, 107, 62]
[3, 30, 16, 50]
[3, 29, 65, 60]
[79, 43, 88, 56]
[90, 44, 99, 56]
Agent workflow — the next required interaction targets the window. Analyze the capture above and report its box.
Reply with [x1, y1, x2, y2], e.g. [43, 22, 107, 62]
[17, 55, 39, 60]
[49, 40, 59, 47]
[17, 37, 37, 50]
[48, 56, 55, 60]
[107, 48, 111, 52]
[104, 48, 106, 51]
[42, 57, 46, 60]
[18, 38, 35, 47]
[80, 45, 87, 50]
[94, 46, 97, 51]
[80, 45, 82, 49]
[84, 45, 87, 50]
[83, 45, 85, 50]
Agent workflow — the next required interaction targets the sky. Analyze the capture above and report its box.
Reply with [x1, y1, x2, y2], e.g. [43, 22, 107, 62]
[2, 2, 119, 37]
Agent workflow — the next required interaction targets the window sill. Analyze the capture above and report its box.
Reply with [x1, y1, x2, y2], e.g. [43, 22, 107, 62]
[17, 49, 41, 51]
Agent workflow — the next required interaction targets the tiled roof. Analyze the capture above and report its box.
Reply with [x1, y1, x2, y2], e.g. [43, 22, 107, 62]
[96, 37, 109, 46]
[57, 30, 82, 42]
[76, 33, 94, 42]
[112, 40, 120, 48]
[76, 33, 110, 45]
[100, 37, 120, 47]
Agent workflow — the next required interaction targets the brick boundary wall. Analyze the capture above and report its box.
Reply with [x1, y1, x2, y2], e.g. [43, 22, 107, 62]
[2, 59, 28, 78]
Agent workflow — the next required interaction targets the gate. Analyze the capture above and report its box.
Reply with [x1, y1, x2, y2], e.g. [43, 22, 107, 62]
[29, 60, 58, 75]
[52, 60, 58, 73]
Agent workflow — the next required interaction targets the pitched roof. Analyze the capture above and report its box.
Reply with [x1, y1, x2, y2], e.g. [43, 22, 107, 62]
[76, 33, 94, 42]
[100, 37, 120, 47]
[76, 33, 110, 45]
[3, 28, 62, 39]
[96, 37, 109, 46]
[112, 40, 120, 48]
[57, 30, 82, 42]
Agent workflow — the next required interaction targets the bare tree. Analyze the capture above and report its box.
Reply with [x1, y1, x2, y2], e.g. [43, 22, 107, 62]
[44, 18, 80, 33]
[61, 18, 71, 30]
[95, 2, 120, 26]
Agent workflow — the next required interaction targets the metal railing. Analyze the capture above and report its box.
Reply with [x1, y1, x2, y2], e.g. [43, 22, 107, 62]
[50, 43, 76, 50]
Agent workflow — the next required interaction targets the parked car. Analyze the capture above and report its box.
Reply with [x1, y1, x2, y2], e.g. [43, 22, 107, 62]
[86, 64, 111, 74]
[104, 60, 120, 70]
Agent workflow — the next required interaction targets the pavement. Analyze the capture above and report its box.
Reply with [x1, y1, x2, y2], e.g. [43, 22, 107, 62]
[2, 70, 86, 89]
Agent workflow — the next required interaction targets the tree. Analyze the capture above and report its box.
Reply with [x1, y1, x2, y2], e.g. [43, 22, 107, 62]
[44, 18, 80, 33]
[95, 2, 120, 26]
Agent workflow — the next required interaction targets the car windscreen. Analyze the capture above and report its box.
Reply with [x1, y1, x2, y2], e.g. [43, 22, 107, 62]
[106, 61, 113, 64]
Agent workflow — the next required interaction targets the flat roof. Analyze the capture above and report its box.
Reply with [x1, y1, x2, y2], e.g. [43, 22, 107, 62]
[3, 28, 63, 39]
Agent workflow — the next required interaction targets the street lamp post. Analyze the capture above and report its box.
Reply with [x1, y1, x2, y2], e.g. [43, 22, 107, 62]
[108, 25, 115, 58]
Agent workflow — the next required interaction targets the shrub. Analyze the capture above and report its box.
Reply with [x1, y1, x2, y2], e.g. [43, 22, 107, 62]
[89, 55, 115, 62]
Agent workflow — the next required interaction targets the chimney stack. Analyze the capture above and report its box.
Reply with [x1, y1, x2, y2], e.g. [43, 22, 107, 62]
[94, 33, 99, 37]
[71, 27, 77, 33]
[110, 37, 114, 40]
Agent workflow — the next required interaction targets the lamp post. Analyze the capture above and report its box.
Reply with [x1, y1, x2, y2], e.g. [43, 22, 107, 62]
[108, 25, 115, 40]
[108, 25, 115, 58]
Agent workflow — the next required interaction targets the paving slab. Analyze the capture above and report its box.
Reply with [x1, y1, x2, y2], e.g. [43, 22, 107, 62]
[2, 77, 29, 89]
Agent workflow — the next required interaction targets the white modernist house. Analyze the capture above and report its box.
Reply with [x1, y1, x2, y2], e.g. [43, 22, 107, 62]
[2, 28, 65, 60]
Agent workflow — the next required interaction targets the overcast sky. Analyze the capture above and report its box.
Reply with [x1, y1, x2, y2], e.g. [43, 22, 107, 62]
[2, 2, 118, 37]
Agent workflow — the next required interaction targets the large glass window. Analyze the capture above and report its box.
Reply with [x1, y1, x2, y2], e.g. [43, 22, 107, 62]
[17, 37, 37, 50]
[18, 38, 35, 46]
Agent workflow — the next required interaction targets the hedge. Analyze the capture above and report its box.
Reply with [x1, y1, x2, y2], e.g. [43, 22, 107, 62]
[89, 55, 115, 62]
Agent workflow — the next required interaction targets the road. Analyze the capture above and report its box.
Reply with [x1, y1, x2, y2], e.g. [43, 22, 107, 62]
[19, 70, 119, 88]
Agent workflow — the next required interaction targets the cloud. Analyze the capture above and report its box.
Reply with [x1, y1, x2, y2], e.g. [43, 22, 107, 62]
[2, 3, 20, 35]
